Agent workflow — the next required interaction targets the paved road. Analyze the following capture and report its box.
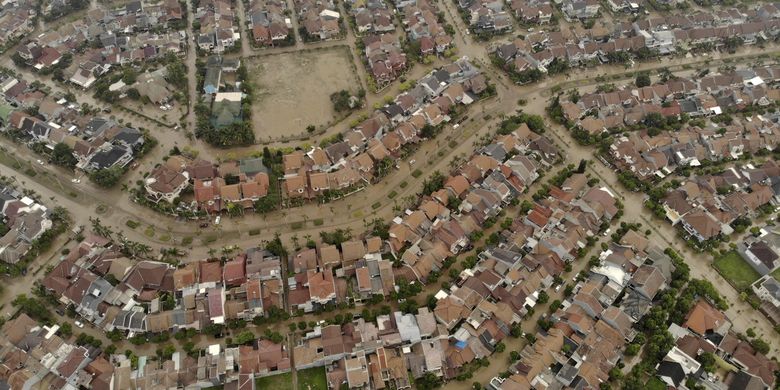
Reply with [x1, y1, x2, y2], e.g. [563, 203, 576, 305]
[2, 5, 780, 367]
[235, 0, 253, 57]
[0, 47, 776, 259]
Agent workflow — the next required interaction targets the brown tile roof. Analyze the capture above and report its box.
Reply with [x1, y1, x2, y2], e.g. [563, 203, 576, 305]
[173, 264, 197, 290]
[199, 261, 223, 284]
[307, 269, 336, 301]
[365, 236, 382, 253]
[434, 296, 467, 329]
[341, 240, 365, 262]
[223, 257, 246, 286]
[683, 299, 727, 336]
[319, 244, 341, 268]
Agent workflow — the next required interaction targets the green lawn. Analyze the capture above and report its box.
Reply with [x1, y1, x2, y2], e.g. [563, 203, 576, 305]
[646, 377, 666, 390]
[297, 366, 327, 390]
[771, 266, 780, 281]
[255, 372, 293, 390]
[713, 250, 761, 290]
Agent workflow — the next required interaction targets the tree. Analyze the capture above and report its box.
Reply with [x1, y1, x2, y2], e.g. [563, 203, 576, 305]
[266, 234, 287, 256]
[625, 343, 640, 356]
[165, 54, 188, 89]
[182, 341, 197, 356]
[644, 112, 666, 130]
[51, 143, 77, 168]
[537, 291, 549, 304]
[157, 344, 176, 360]
[421, 171, 446, 196]
[126, 88, 141, 100]
[254, 196, 277, 214]
[635, 72, 651, 88]
[416, 372, 442, 390]
[12, 294, 52, 323]
[698, 352, 716, 373]
[331, 90, 354, 112]
[750, 338, 770, 355]
[59, 322, 73, 337]
[234, 330, 255, 345]
[320, 229, 352, 247]
[89, 166, 125, 188]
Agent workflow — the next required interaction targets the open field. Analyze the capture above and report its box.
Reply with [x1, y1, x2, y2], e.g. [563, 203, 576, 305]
[713, 250, 761, 291]
[248, 47, 359, 142]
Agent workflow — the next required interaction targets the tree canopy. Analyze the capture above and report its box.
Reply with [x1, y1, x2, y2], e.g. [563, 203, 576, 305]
[51, 143, 77, 169]
[89, 166, 125, 188]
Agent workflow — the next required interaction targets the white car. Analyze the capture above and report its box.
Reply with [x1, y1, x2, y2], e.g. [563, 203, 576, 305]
[74, 321, 84, 328]
[36, 159, 44, 165]
[214, 216, 221, 225]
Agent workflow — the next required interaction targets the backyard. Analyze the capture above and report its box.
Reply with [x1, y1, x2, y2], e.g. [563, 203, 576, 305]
[255, 371, 292, 389]
[248, 47, 360, 143]
[713, 250, 761, 291]
[253, 367, 326, 390]
[298, 366, 328, 390]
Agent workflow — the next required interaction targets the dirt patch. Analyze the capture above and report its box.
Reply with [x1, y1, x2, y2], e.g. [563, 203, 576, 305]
[247, 47, 358, 142]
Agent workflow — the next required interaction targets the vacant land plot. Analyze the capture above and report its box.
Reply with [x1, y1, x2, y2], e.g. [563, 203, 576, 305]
[713, 250, 760, 290]
[248, 47, 358, 142]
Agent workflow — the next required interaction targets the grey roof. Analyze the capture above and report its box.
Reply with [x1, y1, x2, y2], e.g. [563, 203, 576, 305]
[434, 69, 450, 83]
[481, 143, 507, 161]
[728, 371, 766, 390]
[382, 103, 404, 118]
[679, 99, 699, 113]
[126, 0, 142, 13]
[394, 312, 421, 343]
[760, 277, 780, 300]
[89, 144, 131, 170]
[80, 278, 114, 314]
[84, 117, 112, 136]
[113, 310, 146, 331]
[747, 241, 779, 269]
[206, 55, 222, 67]
[325, 141, 351, 162]
[204, 67, 221, 89]
[114, 127, 143, 146]
[657, 361, 686, 387]
[239, 158, 268, 176]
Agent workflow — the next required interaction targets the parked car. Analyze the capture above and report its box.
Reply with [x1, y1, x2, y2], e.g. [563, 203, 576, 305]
[74, 321, 84, 328]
